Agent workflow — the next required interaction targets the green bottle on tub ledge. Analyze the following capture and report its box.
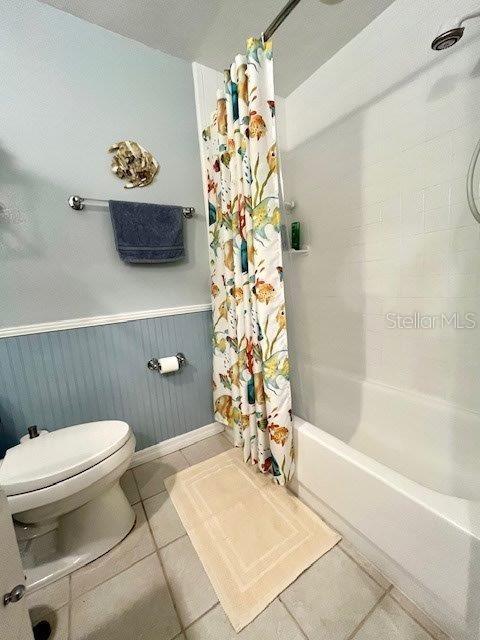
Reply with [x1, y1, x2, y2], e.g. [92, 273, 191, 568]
[291, 221, 300, 250]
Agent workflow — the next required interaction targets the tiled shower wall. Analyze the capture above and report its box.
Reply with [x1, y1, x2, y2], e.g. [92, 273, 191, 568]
[282, 0, 480, 419]
[0, 311, 214, 457]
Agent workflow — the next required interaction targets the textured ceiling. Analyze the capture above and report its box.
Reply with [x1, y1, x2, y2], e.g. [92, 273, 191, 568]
[38, 0, 395, 95]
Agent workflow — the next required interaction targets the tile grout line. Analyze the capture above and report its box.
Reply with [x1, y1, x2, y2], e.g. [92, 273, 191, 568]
[156, 531, 188, 551]
[345, 587, 392, 640]
[335, 540, 445, 638]
[141, 498, 186, 638]
[67, 574, 72, 640]
[182, 601, 221, 632]
[70, 549, 158, 603]
[133, 449, 192, 502]
[390, 590, 445, 640]
[142, 485, 222, 635]
[277, 595, 310, 640]
[130, 465, 142, 502]
[155, 546, 187, 638]
[142, 487, 188, 551]
[337, 543, 392, 590]
[178, 448, 192, 468]
[138, 450, 225, 635]
[139, 488, 168, 503]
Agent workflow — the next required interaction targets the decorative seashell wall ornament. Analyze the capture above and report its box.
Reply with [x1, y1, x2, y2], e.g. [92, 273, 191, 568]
[108, 140, 159, 188]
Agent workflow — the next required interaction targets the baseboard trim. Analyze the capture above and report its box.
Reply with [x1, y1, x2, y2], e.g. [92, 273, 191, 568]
[222, 427, 234, 444]
[0, 303, 212, 338]
[130, 422, 225, 468]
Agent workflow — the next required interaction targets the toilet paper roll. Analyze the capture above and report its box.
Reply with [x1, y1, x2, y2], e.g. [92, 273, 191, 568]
[159, 356, 180, 374]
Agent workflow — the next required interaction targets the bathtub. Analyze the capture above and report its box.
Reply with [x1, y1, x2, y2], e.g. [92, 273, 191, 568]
[290, 372, 480, 640]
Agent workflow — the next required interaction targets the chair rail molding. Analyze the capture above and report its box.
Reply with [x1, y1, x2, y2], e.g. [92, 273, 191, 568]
[0, 303, 212, 339]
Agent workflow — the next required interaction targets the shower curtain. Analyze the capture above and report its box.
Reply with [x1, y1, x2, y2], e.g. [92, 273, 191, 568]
[202, 38, 293, 484]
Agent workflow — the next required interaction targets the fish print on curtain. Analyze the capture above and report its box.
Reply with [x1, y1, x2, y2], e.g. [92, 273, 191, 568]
[202, 38, 293, 484]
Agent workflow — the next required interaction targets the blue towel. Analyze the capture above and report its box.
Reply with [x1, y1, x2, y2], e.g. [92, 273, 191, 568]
[108, 200, 185, 263]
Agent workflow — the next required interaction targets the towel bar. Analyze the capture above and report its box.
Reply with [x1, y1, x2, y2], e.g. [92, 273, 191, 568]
[68, 195, 195, 218]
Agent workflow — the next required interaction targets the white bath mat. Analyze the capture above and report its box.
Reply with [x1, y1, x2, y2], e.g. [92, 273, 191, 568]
[165, 448, 341, 631]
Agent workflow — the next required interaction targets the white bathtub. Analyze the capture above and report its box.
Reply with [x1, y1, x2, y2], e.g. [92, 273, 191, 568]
[291, 373, 480, 640]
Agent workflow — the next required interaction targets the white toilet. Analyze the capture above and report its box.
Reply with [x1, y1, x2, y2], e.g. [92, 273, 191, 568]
[0, 420, 136, 589]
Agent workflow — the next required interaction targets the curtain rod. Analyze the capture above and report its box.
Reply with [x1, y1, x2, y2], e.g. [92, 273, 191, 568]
[262, 0, 302, 42]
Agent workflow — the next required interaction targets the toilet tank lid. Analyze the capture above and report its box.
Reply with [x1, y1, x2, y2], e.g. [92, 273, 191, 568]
[0, 421, 132, 496]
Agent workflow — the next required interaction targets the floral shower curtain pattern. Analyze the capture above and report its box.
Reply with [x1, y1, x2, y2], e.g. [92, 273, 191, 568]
[202, 38, 293, 485]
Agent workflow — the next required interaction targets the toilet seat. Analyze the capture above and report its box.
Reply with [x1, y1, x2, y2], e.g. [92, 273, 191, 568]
[0, 420, 131, 496]
[4, 433, 135, 515]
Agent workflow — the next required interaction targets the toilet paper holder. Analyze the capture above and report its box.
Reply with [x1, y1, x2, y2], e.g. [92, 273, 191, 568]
[147, 353, 186, 373]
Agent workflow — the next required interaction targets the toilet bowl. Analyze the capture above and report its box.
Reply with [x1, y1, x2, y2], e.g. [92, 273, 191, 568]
[0, 421, 136, 590]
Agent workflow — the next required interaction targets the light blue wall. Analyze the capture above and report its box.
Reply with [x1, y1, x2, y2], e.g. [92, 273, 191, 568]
[0, 2, 215, 455]
[0, 0, 210, 328]
[0, 312, 214, 457]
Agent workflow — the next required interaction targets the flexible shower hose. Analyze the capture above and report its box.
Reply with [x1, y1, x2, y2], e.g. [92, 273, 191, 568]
[467, 137, 480, 223]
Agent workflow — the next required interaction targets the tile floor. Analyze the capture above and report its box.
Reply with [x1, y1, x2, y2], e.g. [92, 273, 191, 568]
[26, 433, 450, 640]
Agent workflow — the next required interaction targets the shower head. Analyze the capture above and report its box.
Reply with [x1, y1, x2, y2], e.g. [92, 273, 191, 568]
[431, 10, 480, 50]
[431, 26, 464, 50]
